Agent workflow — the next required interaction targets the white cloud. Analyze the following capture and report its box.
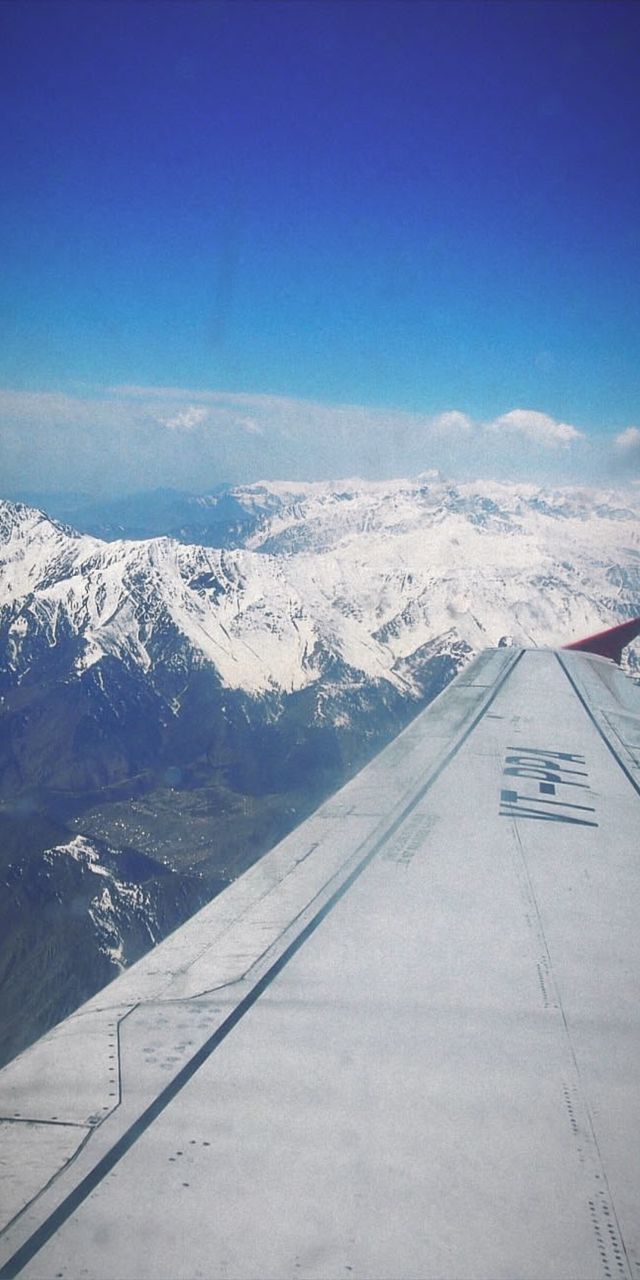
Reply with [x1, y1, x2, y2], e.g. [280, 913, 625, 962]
[159, 405, 208, 432]
[488, 409, 584, 449]
[431, 410, 474, 436]
[238, 416, 264, 435]
[0, 383, 594, 495]
[614, 426, 640, 456]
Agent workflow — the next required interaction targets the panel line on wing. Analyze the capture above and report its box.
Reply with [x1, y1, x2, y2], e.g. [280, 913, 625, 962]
[555, 654, 640, 799]
[509, 820, 632, 1279]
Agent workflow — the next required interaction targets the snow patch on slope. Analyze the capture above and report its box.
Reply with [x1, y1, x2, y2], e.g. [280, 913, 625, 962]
[43, 836, 159, 970]
[1, 478, 639, 702]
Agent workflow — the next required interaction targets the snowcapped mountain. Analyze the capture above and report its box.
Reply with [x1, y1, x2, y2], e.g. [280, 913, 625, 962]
[41, 835, 164, 967]
[0, 813, 214, 1067]
[0, 498, 316, 698]
[237, 476, 640, 665]
[2, 477, 638, 716]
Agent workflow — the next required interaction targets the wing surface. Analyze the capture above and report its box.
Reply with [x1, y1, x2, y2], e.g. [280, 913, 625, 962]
[1, 646, 640, 1279]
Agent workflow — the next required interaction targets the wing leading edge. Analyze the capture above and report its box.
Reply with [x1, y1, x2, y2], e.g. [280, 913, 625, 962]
[0, 644, 639, 1280]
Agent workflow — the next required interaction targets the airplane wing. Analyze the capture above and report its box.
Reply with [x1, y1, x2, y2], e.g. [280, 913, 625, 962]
[1, 631, 640, 1280]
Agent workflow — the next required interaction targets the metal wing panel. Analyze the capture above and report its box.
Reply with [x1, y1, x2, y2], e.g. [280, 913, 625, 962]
[0, 648, 518, 1264]
[1, 647, 640, 1280]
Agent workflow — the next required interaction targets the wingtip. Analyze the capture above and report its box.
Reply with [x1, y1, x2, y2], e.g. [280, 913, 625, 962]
[563, 616, 640, 665]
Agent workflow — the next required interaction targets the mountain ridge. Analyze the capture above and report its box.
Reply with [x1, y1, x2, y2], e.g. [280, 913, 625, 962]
[3, 477, 639, 699]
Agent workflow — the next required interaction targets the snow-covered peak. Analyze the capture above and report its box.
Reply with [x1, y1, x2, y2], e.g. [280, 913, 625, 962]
[1, 480, 639, 706]
[0, 499, 72, 550]
[0, 500, 316, 695]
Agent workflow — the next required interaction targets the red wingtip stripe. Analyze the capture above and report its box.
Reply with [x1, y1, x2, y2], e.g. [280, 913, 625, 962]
[563, 616, 640, 665]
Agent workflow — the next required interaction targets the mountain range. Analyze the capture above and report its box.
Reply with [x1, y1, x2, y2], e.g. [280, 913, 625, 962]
[1, 476, 639, 1064]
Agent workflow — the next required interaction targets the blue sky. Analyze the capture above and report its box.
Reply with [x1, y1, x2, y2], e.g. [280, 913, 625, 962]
[1, 0, 640, 492]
